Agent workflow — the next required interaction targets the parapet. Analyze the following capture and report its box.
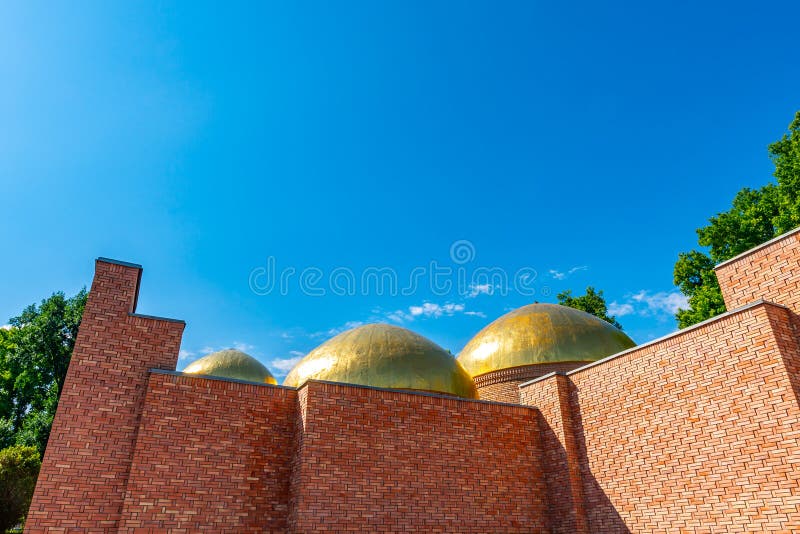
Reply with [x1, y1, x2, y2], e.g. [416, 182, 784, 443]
[715, 226, 800, 312]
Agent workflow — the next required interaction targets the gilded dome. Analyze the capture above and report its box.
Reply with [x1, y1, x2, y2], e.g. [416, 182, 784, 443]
[457, 303, 636, 377]
[184, 349, 277, 384]
[283, 323, 477, 399]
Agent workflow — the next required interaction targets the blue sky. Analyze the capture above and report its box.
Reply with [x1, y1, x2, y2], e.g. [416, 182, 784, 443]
[2, 1, 798, 381]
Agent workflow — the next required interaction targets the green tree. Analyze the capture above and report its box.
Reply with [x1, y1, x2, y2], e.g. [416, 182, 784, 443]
[0, 445, 41, 533]
[556, 286, 623, 330]
[0, 290, 86, 454]
[772, 112, 800, 232]
[673, 251, 727, 328]
[674, 111, 800, 327]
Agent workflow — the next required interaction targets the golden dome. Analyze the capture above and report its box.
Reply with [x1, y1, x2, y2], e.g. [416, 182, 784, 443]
[283, 323, 477, 399]
[184, 349, 277, 384]
[457, 303, 636, 377]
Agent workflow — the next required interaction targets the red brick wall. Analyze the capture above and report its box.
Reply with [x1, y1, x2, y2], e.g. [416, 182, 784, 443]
[520, 373, 588, 534]
[715, 227, 800, 312]
[289, 381, 549, 533]
[476, 363, 586, 403]
[118, 372, 297, 532]
[28, 234, 800, 533]
[522, 302, 800, 533]
[26, 259, 184, 533]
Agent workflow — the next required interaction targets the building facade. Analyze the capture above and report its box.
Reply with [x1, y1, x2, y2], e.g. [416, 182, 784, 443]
[25, 229, 800, 533]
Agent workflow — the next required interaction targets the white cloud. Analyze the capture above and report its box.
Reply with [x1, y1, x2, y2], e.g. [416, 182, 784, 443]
[0, 324, 12, 330]
[187, 342, 257, 359]
[631, 290, 688, 315]
[329, 320, 364, 334]
[467, 283, 493, 297]
[549, 265, 588, 280]
[385, 310, 414, 323]
[311, 320, 366, 338]
[608, 290, 688, 321]
[381, 301, 482, 324]
[310, 301, 484, 339]
[409, 302, 465, 318]
[233, 341, 255, 353]
[608, 302, 634, 317]
[269, 355, 304, 373]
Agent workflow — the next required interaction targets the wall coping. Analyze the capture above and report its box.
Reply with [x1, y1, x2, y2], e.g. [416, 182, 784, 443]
[130, 313, 186, 324]
[150, 371, 534, 409]
[297, 379, 537, 409]
[714, 226, 800, 270]
[519, 299, 787, 388]
[518, 371, 567, 388]
[149, 368, 297, 389]
[95, 258, 184, 324]
[96, 257, 143, 269]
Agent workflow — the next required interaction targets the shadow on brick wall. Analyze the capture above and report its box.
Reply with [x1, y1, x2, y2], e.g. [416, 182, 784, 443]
[784, 312, 800, 409]
[568, 379, 631, 534]
[537, 380, 632, 534]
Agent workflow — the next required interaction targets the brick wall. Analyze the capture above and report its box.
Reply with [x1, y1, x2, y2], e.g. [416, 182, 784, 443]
[715, 227, 800, 312]
[476, 363, 585, 403]
[521, 302, 800, 533]
[520, 373, 588, 534]
[289, 381, 548, 533]
[27, 231, 800, 533]
[118, 372, 297, 532]
[25, 259, 184, 533]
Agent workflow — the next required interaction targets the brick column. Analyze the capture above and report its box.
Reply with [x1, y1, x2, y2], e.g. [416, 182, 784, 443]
[520, 372, 588, 534]
[25, 258, 184, 533]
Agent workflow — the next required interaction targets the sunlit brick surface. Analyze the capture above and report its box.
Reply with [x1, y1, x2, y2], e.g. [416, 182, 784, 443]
[716, 227, 800, 312]
[521, 302, 800, 533]
[288, 381, 547, 533]
[25, 228, 800, 532]
[25, 260, 185, 533]
[118, 374, 296, 532]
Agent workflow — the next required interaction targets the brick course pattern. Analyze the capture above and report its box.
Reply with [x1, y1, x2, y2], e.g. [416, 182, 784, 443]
[475, 363, 586, 403]
[26, 260, 185, 533]
[521, 302, 800, 533]
[715, 227, 800, 312]
[288, 381, 548, 533]
[118, 373, 297, 532]
[521, 373, 588, 534]
[24, 227, 800, 532]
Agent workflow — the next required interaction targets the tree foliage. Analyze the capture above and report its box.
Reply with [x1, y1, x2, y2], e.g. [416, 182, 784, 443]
[556, 286, 624, 330]
[0, 290, 86, 455]
[675, 111, 800, 327]
[0, 445, 41, 533]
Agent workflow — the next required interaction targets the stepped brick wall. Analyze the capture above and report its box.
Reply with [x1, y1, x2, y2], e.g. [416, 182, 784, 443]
[521, 302, 800, 533]
[25, 259, 185, 533]
[519, 227, 800, 533]
[24, 227, 800, 532]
